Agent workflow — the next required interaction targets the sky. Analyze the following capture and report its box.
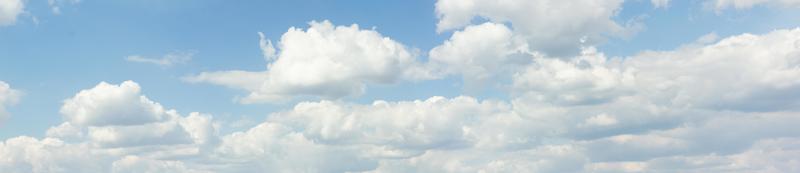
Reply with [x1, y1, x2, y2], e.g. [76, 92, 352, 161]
[1, 0, 800, 172]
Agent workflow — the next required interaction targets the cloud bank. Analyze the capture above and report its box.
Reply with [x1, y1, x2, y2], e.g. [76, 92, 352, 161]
[3, 0, 800, 172]
[3, 26, 800, 172]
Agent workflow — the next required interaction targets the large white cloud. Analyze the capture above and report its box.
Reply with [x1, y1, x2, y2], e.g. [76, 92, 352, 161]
[0, 81, 220, 173]
[513, 28, 800, 111]
[434, 0, 637, 56]
[0, 136, 108, 173]
[428, 22, 531, 89]
[0, 81, 21, 124]
[187, 20, 435, 103]
[60, 81, 169, 126]
[55, 81, 218, 148]
[0, 0, 24, 26]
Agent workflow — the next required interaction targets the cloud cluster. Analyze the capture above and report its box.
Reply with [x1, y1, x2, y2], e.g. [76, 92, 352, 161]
[3, 0, 800, 172]
[187, 20, 434, 103]
[434, 0, 637, 56]
[428, 22, 531, 89]
[0, 0, 24, 26]
[3, 27, 800, 172]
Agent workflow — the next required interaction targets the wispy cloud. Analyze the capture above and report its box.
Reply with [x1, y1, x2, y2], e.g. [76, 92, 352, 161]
[125, 51, 195, 67]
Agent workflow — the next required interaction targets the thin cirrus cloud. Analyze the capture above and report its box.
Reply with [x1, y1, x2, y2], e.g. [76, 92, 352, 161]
[125, 51, 195, 67]
[2, 0, 800, 172]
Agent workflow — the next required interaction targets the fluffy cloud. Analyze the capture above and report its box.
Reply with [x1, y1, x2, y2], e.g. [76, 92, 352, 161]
[60, 81, 169, 126]
[428, 22, 531, 89]
[512, 47, 636, 105]
[3, 9, 800, 173]
[0, 81, 20, 124]
[0, 136, 107, 173]
[434, 0, 637, 56]
[57, 81, 217, 149]
[513, 28, 800, 111]
[0, 81, 219, 172]
[125, 51, 194, 67]
[187, 20, 435, 103]
[0, 0, 23, 26]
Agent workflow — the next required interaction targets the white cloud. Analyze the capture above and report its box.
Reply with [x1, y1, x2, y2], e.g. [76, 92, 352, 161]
[513, 28, 800, 111]
[125, 51, 194, 67]
[0, 81, 21, 124]
[187, 20, 435, 103]
[60, 81, 169, 126]
[0, 136, 108, 173]
[512, 47, 636, 105]
[0, 0, 23, 26]
[258, 32, 277, 61]
[434, 0, 637, 56]
[2, 81, 219, 172]
[3, 9, 800, 173]
[428, 22, 531, 89]
[56, 81, 218, 150]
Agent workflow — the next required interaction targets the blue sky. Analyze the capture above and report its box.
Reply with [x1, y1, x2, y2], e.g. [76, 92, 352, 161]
[1, 0, 800, 172]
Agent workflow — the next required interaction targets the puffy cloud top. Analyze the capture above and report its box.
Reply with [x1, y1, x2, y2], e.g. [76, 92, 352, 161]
[188, 20, 434, 103]
[60, 81, 168, 126]
[435, 0, 635, 56]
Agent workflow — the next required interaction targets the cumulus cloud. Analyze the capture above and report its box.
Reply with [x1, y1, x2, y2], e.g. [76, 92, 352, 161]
[513, 28, 800, 111]
[187, 20, 435, 103]
[60, 81, 169, 126]
[3, 8, 800, 173]
[0, 81, 21, 124]
[0, 0, 24, 26]
[125, 51, 194, 67]
[0, 80, 220, 172]
[0, 136, 107, 173]
[428, 22, 531, 89]
[512, 47, 636, 105]
[434, 0, 638, 56]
